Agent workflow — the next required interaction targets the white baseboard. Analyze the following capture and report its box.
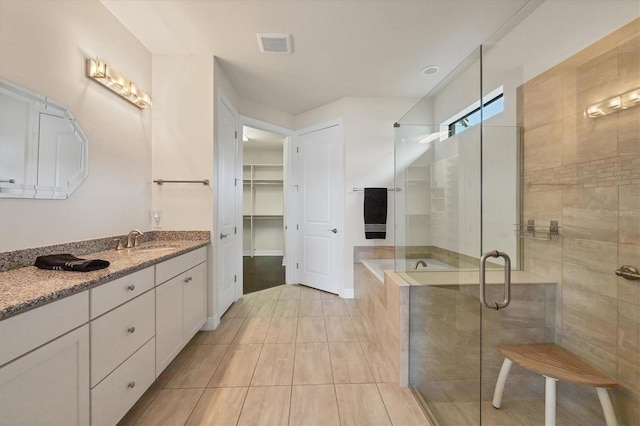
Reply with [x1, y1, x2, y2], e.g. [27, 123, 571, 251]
[254, 250, 284, 256]
[201, 314, 220, 331]
[340, 288, 354, 299]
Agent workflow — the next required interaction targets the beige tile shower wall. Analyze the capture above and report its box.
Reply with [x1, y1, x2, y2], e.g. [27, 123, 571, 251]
[520, 19, 639, 424]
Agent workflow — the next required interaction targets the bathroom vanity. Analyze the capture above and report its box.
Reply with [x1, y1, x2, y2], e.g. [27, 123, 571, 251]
[0, 236, 209, 425]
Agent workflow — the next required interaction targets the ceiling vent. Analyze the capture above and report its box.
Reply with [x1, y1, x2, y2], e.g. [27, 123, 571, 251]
[257, 33, 293, 54]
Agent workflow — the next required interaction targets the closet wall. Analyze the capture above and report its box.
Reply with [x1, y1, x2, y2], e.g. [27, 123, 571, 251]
[242, 127, 285, 257]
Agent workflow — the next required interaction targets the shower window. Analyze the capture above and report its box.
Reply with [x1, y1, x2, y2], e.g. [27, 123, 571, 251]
[446, 88, 504, 137]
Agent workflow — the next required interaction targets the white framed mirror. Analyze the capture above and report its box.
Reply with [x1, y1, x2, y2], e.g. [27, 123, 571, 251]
[0, 78, 89, 199]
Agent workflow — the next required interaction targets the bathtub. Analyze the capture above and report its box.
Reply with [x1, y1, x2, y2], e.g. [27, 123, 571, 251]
[360, 258, 454, 282]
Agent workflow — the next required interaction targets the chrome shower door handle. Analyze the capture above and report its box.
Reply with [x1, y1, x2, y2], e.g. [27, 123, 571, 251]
[480, 250, 511, 310]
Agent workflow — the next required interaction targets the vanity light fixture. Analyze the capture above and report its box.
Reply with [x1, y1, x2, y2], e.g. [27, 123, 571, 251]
[585, 88, 639, 118]
[86, 58, 152, 108]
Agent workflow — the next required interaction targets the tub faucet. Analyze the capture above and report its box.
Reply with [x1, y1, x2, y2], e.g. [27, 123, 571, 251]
[413, 260, 427, 270]
[126, 229, 144, 248]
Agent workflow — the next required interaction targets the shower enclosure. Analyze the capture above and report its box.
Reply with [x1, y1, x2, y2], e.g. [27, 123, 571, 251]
[395, 47, 540, 425]
[394, 43, 600, 425]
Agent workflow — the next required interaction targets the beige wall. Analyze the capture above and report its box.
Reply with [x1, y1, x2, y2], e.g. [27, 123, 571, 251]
[151, 55, 214, 231]
[520, 19, 639, 423]
[0, 0, 152, 251]
[151, 54, 217, 325]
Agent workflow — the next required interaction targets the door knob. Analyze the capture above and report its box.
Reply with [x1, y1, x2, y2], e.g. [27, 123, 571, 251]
[220, 233, 229, 239]
[327, 228, 337, 233]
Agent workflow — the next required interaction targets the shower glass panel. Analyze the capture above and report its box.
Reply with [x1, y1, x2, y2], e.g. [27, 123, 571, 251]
[395, 43, 556, 424]
[397, 8, 635, 426]
[395, 47, 484, 425]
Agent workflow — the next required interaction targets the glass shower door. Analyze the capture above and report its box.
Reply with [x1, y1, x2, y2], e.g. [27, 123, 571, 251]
[395, 44, 541, 424]
[395, 47, 485, 425]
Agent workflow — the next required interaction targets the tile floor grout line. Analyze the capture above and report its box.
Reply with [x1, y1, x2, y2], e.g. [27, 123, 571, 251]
[127, 388, 160, 426]
[247, 337, 267, 387]
[287, 374, 294, 426]
[357, 336, 378, 385]
[375, 382, 395, 425]
[234, 386, 251, 425]
[182, 387, 207, 426]
[333, 382, 344, 425]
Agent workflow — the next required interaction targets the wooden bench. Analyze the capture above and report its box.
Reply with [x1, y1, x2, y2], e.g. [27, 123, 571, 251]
[492, 344, 617, 426]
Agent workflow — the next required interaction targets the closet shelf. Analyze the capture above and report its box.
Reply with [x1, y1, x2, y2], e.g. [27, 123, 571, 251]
[244, 179, 283, 185]
[243, 163, 285, 257]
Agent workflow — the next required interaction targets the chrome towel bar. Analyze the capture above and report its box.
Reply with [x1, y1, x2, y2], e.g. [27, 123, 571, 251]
[153, 179, 209, 186]
[353, 187, 401, 192]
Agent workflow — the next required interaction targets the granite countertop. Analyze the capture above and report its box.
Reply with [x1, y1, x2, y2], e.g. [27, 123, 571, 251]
[0, 239, 209, 321]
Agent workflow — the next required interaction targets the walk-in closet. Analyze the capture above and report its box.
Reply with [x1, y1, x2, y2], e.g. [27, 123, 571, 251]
[242, 126, 286, 293]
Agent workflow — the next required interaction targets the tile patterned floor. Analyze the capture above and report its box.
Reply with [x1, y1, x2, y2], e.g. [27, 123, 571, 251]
[119, 284, 430, 426]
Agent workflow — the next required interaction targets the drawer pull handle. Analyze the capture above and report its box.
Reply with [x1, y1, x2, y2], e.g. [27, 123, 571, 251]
[127, 284, 136, 291]
[127, 381, 136, 389]
[127, 326, 136, 334]
[184, 276, 193, 283]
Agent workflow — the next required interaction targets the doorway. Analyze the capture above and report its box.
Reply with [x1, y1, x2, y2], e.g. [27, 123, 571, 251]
[241, 124, 287, 294]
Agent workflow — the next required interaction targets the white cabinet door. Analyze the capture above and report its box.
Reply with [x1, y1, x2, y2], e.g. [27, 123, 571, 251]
[183, 262, 207, 340]
[155, 275, 183, 373]
[156, 261, 207, 373]
[0, 325, 89, 426]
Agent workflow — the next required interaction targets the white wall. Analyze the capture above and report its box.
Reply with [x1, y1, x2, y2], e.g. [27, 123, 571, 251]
[295, 97, 419, 291]
[0, 0, 152, 251]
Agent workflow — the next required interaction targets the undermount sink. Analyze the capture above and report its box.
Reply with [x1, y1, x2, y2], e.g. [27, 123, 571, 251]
[129, 245, 179, 253]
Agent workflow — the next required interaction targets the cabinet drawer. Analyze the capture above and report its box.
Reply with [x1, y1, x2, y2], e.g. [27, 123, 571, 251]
[155, 247, 206, 285]
[91, 337, 155, 426]
[90, 290, 155, 386]
[0, 291, 88, 366]
[91, 267, 154, 319]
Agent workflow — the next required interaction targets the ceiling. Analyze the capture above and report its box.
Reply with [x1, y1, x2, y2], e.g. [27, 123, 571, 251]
[243, 126, 285, 150]
[100, 0, 532, 115]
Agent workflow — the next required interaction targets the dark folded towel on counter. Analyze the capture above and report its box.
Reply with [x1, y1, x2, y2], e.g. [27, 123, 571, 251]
[34, 254, 110, 272]
[364, 187, 388, 239]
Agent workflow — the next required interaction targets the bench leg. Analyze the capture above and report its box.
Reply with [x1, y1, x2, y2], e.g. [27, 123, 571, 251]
[596, 387, 618, 426]
[492, 358, 513, 409]
[544, 376, 557, 426]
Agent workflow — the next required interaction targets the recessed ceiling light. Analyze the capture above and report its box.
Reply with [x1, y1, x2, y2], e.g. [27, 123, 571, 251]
[421, 65, 440, 75]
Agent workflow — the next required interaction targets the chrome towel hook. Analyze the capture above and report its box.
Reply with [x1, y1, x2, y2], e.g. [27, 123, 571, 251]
[615, 265, 640, 281]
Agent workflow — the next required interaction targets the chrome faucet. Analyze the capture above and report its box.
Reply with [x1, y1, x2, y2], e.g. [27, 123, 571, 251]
[413, 260, 427, 270]
[126, 229, 144, 248]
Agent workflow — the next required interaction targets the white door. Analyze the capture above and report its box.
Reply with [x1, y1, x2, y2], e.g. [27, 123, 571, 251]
[216, 95, 239, 316]
[296, 123, 343, 294]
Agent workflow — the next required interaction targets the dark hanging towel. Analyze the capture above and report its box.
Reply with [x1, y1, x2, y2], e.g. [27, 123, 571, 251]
[364, 187, 387, 239]
[35, 254, 110, 272]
